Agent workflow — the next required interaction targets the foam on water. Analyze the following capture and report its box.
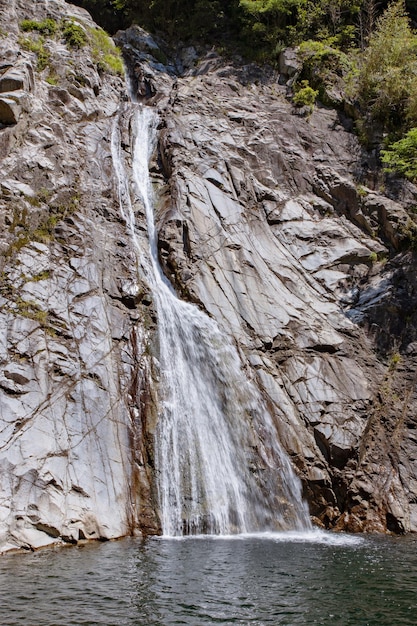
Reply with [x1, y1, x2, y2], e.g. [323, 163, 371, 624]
[158, 529, 364, 546]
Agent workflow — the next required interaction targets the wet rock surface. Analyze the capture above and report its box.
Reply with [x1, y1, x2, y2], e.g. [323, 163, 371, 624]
[1, 6, 417, 553]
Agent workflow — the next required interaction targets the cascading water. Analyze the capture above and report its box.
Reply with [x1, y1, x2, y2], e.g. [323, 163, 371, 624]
[112, 102, 312, 536]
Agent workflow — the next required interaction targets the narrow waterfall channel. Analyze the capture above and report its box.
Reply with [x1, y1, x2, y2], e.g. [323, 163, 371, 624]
[113, 103, 312, 536]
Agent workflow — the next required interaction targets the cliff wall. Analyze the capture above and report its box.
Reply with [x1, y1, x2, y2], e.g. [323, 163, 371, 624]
[1, 0, 417, 552]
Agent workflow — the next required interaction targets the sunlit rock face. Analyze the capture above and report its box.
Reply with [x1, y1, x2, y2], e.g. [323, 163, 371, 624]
[0, 0, 159, 553]
[1, 2, 417, 554]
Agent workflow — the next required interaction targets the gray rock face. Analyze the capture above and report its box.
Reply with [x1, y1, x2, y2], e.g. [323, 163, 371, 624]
[1, 4, 417, 553]
[278, 47, 301, 81]
[138, 44, 417, 534]
[0, 0, 159, 553]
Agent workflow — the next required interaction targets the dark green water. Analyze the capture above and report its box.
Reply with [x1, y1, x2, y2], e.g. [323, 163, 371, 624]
[1, 530, 416, 625]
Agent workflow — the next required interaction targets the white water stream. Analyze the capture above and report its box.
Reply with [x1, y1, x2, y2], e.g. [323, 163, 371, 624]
[112, 103, 312, 536]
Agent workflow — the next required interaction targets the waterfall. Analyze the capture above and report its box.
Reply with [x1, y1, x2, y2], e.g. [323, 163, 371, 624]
[112, 103, 312, 536]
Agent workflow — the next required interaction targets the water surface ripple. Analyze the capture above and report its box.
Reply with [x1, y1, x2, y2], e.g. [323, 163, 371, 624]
[1, 533, 416, 625]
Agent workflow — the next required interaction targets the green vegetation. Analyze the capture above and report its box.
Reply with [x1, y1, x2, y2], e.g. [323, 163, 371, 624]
[46, 74, 59, 85]
[357, 185, 368, 198]
[15, 297, 48, 326]
[89, 26, 124, 74]
[18, 35, 51, 71]
[389, 352, 402, 370]
[20, 18, 58, 36]
[3, 190, 80, 259]
[26, 187, 52, 208]
[30, 270, 51, 282]
[0, 272, 50, 328]
[238, 0, 361, 59]
[398, 217, 417, 250]
[296, 39, 355, 99]
[292, 80, 318, 110]
[381, 128, 417, 183]
[62, 19, 87, 48]
[19, 15, 123, 76]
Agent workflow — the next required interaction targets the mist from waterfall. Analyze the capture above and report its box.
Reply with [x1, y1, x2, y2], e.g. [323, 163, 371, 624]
[112, 103, 312, 536]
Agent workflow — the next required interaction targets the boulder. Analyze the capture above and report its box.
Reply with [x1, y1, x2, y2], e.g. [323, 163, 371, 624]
[0, 63, 34, 93]
[0, 94, 21, 124]
[279, 47, 301, 80]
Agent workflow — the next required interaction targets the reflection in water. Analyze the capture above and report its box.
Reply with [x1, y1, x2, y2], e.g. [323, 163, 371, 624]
[1, 534, 417, 625]
[131, 541, 164, 626]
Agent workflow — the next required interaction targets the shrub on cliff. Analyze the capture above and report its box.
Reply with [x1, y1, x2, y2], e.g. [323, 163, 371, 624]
[296, 39, 357, 107]
[381, 128, 417, 183]
[292, 80, 318, 111]
[20, 18, 58, 36]
[19, 17, 123, 77]
[62, 20, 88, 48]
[89, 26, 124, 74]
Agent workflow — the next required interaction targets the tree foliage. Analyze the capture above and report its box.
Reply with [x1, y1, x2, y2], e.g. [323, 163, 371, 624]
[381, 128, 417, 182]
[70, 0, 127, 33]
[71, 0, 417, 62]
[240, 0, 361, 47]
[355, 1, 417, 136]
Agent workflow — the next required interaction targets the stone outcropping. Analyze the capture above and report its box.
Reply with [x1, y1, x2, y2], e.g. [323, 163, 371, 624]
[1, 3, 417, 553]
[118, 26, 417, 534]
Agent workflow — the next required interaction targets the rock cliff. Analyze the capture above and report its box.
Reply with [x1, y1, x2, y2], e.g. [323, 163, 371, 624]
[0, 0, 159, 552]
[1, 0, 417, 553]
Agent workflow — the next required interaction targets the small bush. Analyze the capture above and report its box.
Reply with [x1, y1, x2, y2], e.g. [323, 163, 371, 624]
[46, 74, 59, 85]
[32, 216, 59, 243]
[297, 39, 356, 106]
[293, 80, 318, 108]
[381, 128, 417, 183]
[31, 270, 51, 282]
[20, 18, 57, 36]
[18, 35, 50, 71]
[62, 20, 87, 48]
[389, 352, 401, 370]
[89, 26, 114, 55]
[298, 40, 353, 76]
[101, 53, 124, 75]
[357, 185, 368, 198]
[16, 297, 48, 326]
[88, 27, 124, 75]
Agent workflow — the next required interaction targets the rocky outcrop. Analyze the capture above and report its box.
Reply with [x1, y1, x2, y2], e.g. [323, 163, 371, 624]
[0, 62, 33, 125]
[1, 3, 417, 553]
[119, 27, 417, 534]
